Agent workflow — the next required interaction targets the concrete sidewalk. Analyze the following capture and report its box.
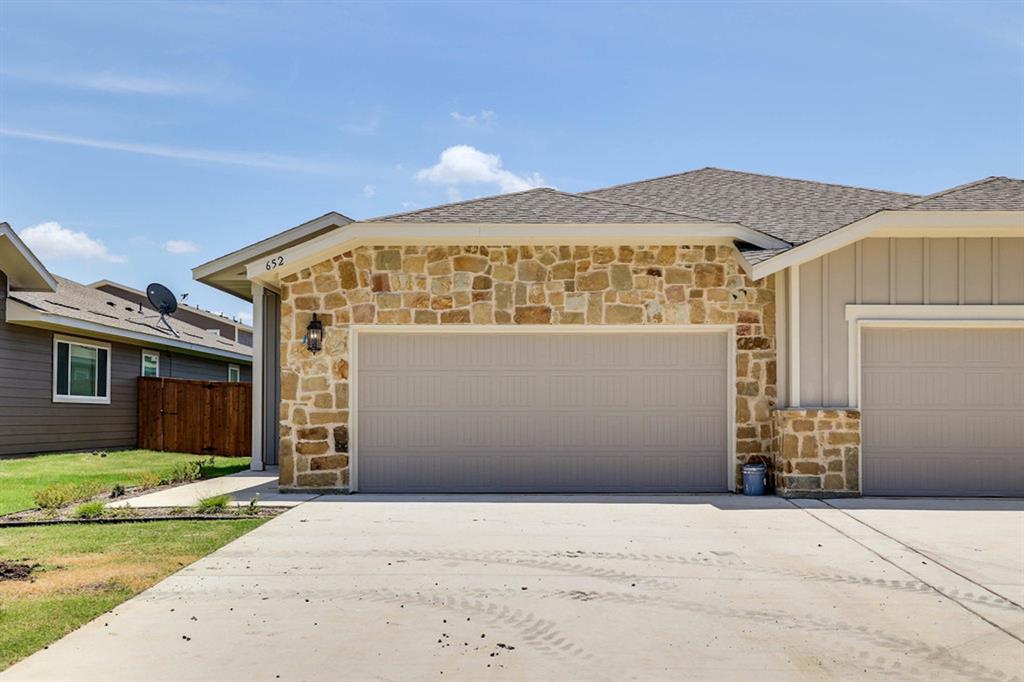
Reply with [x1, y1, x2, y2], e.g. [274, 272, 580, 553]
[107, 468, 319, 508]
[6, 494, 1022, 681]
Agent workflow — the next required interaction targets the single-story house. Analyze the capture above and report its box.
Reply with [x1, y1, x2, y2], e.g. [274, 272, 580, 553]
[193, 168, 1023, 497]
[0, 222, 253, 456]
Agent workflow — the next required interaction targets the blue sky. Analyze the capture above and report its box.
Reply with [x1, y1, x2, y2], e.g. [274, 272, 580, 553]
[2, 1, 1022, 320]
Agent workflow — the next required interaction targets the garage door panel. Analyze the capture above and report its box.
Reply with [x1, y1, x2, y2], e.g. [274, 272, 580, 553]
[862, 327, 1024, 497]
[359, 451, 725, 493]
[357, 332, 728, 493]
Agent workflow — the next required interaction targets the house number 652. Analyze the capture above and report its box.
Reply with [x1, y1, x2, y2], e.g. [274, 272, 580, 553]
[265, 256, 285, 270]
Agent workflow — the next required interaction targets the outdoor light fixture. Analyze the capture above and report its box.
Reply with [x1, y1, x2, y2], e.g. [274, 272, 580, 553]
[305, 313, 323, 355]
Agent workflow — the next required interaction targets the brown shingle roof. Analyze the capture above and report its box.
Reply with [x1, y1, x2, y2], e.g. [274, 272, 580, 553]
[581, 167, 919, 245]
[370, 187, 713, 224]
[10, 276, 251, 359]
[906, 177, 1024, 211]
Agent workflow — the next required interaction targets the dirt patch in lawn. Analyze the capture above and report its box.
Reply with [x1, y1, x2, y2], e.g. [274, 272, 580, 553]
[0, 560, 38, 582]
[5, 555, 162, 599]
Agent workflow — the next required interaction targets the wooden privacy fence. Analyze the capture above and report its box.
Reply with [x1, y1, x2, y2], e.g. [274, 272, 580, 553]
[138, 377, 252, 457]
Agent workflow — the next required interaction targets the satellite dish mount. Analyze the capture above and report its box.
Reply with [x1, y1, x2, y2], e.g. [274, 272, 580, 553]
[145, 283, 180, 338]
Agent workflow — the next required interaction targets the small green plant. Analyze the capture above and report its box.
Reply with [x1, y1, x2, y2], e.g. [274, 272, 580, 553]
[168, 506, 188, 516]
[130, 471, 162, 490]
[235, 494, 260, 516]
[72, 501, 106, 519]
[33, 481, 103, 509]
[165, 460, 203, 485]
[194, 494, 231, 514]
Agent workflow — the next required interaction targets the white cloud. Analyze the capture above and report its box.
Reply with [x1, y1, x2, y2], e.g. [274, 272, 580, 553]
[235, 311, 253, 325]
[450, 110, 496, 128]
[416, 145, 544, 194]
[362, 184, 376, 198]
[0, 128, 341, 174]
[1, 68, 204, 95]
[163, 239, 199, 254]
[19, 222, 125, 263]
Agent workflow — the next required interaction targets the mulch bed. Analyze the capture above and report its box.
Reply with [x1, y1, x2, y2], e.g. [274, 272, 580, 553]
[0, 506, 283, 527]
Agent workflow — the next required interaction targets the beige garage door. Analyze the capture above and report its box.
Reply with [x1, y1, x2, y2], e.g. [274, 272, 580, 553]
[861, 327, 1024, 497]
[356, 332, 729, 493]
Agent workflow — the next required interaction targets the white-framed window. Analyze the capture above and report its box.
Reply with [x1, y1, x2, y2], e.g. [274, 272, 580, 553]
[227, 364, 241, 382]
[53, 335, 111, 404]
[141, 350, 160, 378]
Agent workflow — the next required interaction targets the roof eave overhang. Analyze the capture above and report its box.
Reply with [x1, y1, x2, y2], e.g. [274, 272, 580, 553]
[751, 210, 1024, 280]
[191, 211, 353, 302]
[5, 298, 253, 363]
[0, 226, 58, 292]
[243, 220, 790, 286]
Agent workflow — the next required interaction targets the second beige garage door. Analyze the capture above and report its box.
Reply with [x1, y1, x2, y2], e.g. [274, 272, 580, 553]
[861, 327, 1024, 497]
[356, 331, 729, 493]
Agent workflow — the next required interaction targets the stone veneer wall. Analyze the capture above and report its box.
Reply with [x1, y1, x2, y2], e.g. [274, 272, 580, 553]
[771, 408, 861, 497]
[278, 244, 777, 491]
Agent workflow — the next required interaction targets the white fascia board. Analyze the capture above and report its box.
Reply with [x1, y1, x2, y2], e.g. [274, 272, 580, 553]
[5, 299, 253, 363]
[751, 210, 1024, 280]
[245, 220, 789, 285]
[192, 212, 351, 281]
[0, 225, 58, 292]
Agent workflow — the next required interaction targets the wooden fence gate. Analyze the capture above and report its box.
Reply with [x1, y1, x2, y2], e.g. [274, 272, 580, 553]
[138, 377, 252, 457]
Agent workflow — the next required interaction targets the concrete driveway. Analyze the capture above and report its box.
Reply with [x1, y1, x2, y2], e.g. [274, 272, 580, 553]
[4, 495, 1022, 682]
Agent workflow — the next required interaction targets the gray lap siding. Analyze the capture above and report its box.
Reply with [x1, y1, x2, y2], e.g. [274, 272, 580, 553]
[0, 271, 250, 456]
[0, 319, 139, 456]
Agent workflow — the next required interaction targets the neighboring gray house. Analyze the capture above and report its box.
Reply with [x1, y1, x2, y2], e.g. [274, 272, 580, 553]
[88, 279, 253, 346]
[0, 222, 252, 456]
[195, 168, 1023, 498]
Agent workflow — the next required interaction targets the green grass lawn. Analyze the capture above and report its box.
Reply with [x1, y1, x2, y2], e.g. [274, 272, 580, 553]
[0, 450, 251, 515]
[0, 519, 266, 670]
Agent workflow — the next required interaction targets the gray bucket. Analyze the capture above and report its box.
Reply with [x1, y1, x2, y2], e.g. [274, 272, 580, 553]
[742, 462, 768, 496]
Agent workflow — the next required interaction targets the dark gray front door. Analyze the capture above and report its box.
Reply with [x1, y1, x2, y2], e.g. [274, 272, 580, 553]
[261, 288, 281, 466]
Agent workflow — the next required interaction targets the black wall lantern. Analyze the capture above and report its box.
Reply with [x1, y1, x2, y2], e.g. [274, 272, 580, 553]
[305, 313, 323, 354]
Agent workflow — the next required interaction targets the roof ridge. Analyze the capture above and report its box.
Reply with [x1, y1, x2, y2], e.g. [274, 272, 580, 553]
[366, 187, 554, 222]
[566, 190, 711, 222]
[904, 176, 1010, 207]
[581, 166, 919, 198]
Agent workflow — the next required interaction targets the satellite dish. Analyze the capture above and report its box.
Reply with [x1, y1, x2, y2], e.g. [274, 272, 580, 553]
[145, 283, 179, 337]
[146, 283, 178, 314]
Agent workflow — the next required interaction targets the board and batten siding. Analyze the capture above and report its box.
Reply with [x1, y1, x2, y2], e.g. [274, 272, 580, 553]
[796, 237, 1024, 407]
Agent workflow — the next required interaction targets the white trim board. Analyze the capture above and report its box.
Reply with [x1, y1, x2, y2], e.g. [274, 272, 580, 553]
[346, 324, 738, 494]
[752, 210, 1023, 280]
[844, 304, 1024, 407]
[246, 221, 791, 286]
[0, 222, 58, 291]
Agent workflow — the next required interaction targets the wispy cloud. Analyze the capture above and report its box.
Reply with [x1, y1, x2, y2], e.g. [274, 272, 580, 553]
[450, 110, 496, 128]
[416, 145, 544, 194]
[163, 239, 199, 254]
[0, 128, 342, 174]
[362, 184, 377, 198]
[1, 67, 205, 95]
[20, 222, 125, 263]
[341, 114, 381, 136]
